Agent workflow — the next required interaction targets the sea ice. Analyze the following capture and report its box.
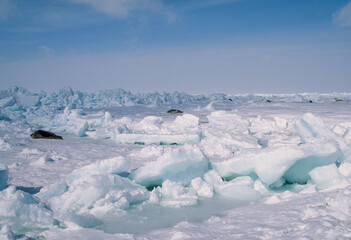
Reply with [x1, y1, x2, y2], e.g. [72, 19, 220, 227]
[2, 87, 351, 239]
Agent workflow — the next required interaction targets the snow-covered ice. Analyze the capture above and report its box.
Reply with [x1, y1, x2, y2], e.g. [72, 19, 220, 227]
[1, 87, 351, 239]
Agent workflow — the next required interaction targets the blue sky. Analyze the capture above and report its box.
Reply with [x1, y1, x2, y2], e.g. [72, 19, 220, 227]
[1, 0, 351, 94]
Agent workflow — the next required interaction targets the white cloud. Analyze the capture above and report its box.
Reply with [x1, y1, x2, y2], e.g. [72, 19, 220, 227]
[38, 46, 55, 57]
[333, 1, 351, 27]
[0, 0, 15, 20]
[69, 0, 166, 18]
[182, 0, 241, 11]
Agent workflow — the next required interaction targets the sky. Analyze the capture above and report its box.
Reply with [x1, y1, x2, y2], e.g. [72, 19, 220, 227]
[0, 0, 351, 94]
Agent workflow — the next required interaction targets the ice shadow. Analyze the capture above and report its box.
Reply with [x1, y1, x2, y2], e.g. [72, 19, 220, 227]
[15, 186, 42, 194]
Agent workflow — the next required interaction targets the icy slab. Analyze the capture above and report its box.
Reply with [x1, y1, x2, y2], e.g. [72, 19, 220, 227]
[206, 111, 249, 132]
[203, 171, 261, 201]
[162, 114, 200, 134]
[40, 227, 133, 240]
[129, 145, 209, 187]
[112, 133, 200, 145]
[149, 177, 216, 208]
[309, 164, 349, 190]
[0, 164, 8, 190]
[190, 177, 214, 198]
[200, 111, 261, 158]
[63, 109, 89, 137]
[339, 161, 351, 179]
[216, 177, 261, 201]
[68, 112, 201, 145]
[133, 116, 163, 133]
[66, 156, 130, 182]
[16, 94, 39, 108]
[109, 114, 200, 145]
[213, 141, 339, 185]
[154, 180, 199, 208]
[282, 141, 339, 184]
[129, 145, 165, 159]
[0, 96, 16, 108]
[201, 128, 260, 150]
[0, 186, 56, 233]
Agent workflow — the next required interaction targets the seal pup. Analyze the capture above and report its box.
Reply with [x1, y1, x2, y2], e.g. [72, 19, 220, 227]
[31, 130, 63, 140]
[167, 109, 183, 114]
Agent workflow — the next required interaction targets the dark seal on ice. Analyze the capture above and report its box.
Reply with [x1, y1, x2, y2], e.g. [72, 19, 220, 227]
[31, 130, 63, 140]
[167, 109, 183, 114]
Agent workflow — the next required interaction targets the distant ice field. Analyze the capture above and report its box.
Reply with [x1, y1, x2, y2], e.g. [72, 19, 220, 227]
[1, 87, 351, 239]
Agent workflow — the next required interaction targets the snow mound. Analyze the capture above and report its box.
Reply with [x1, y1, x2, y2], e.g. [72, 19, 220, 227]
[129, 145, 209, 187]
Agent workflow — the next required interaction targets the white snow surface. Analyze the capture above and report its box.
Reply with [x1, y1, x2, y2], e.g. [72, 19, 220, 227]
[1, 87, 351, 239]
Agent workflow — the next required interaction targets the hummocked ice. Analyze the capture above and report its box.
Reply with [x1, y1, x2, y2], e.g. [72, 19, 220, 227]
[0, 87, 351, 239]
